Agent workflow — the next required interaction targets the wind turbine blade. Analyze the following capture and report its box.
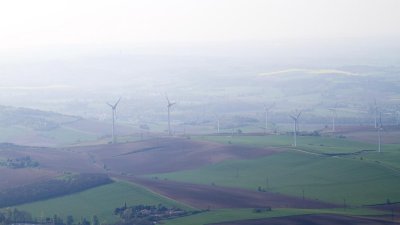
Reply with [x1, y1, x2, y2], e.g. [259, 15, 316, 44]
[114, 97, 121, 108]
[165, 93, 170, 105]
[269, 102, 276, 109]
[265, 102, 275, 111]
[107, 103, 113, 108]
[297, 111, 302, 119]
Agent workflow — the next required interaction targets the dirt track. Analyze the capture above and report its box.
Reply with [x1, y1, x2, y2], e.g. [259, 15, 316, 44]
[119, 176, 336, 209]
[210, 214, 400, 225]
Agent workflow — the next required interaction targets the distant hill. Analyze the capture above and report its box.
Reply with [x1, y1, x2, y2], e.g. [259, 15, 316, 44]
[0, 106, 134, 147]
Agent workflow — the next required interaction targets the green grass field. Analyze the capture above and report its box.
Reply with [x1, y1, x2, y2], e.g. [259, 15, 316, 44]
[151, 150, 400, 206]
[0, 126, 32, 142]
[195, 134, 400, 170]
[15, 181, 191, 223]
[163, 207, 384, 225]
[194, 135, 378, 154]
[41, 127, 98, 145]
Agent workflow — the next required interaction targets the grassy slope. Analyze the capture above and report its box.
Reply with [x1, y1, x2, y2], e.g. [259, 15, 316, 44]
[151, 150, 400, 206]
[195, 135, 400, 170]
[15, 181, 191, 223]
[194, 135, 376, 154]
[163, 207, 384, 225]
[40, 127, 98, 145]
[0, 126, 32, 142]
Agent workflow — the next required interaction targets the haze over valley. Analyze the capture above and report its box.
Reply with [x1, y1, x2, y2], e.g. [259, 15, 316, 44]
[0, 1, 400, 225]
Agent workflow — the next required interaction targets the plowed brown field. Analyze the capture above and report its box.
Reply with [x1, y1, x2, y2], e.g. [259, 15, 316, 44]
[117, 176, 336, 210]
[75, 137, 282, 175]
[210, 214, 400, 225]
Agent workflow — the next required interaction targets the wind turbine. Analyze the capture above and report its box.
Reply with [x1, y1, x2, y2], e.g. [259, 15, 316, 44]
[214, 113, 220, 134]
[373, 100, 378, 128]
[107, 97, 121, 144]
[378, 111, 383, 153]
[289, 110, 302, 147]
[264, 103, 275, 134]
[329, 108, 337, 132]
[166, 94, 176, 136]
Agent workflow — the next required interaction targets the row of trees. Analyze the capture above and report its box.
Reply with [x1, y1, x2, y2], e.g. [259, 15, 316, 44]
[50, 214, 98, 225]
[0, 209, 100, 225]
[0, 156, 39, 169]
[0, 203, 203, 225]
[0, 208, 32, 225]
[0, 173, 112, 208]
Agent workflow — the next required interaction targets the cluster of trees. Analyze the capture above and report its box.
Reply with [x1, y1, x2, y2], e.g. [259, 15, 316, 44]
[114, 204, 201, 225]
[0, 156, 39, 169]
[0, 209, 100, 225]
[253, 207, 272, 213]
[45, 214, 99, 225]
[0, 203, 204, 225]
[0, 173, 112, 207]
[0, 208, 32, 225]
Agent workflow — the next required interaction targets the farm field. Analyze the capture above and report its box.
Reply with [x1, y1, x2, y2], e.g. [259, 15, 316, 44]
[1, 134, 399, 225]
[74, 138, 280, 175]
[15, 181, 190, 223]
[151, 149, 400, 206]
[163, 208, 386, 225]
[193, 134, 391, 154]
[0, 167, 57, 191]
[194, 135, 400, 170]
[126, 176, 336, 209]
[208, 213, 400, 225]
[39, 127, 99, 146]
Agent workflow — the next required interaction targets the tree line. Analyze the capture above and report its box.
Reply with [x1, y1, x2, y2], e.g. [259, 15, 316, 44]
[0, 173, 112, 208]
[0, 156, 39, 169]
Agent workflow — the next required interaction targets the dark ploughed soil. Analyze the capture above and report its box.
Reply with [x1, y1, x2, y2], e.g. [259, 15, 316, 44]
[76, 137, 282, 175]
[119, 176, 336, 209]
[210, 214, 400, 225]
[0, 137, 282, 189]
[0, 167, 57, 191]
[0, 146, 102, 173]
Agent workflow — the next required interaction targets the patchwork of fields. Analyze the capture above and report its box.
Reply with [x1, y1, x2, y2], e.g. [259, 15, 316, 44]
[1, 130, 400, 225]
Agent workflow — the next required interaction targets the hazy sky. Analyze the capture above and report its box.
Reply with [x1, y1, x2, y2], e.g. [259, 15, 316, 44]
[0, 0, 399, 50]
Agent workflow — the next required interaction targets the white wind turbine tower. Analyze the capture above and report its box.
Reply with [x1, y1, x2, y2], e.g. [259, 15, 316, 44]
[378, 111, 383, 153]
[329, 108, 337, 132]
[214, 113, 220, 134]
[373, 100, 379, 128]
[166, 94, 176, 136]
[107, 97, 121, 144]
[289, 110, 302, 147]
[264, 103, 275, 134]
